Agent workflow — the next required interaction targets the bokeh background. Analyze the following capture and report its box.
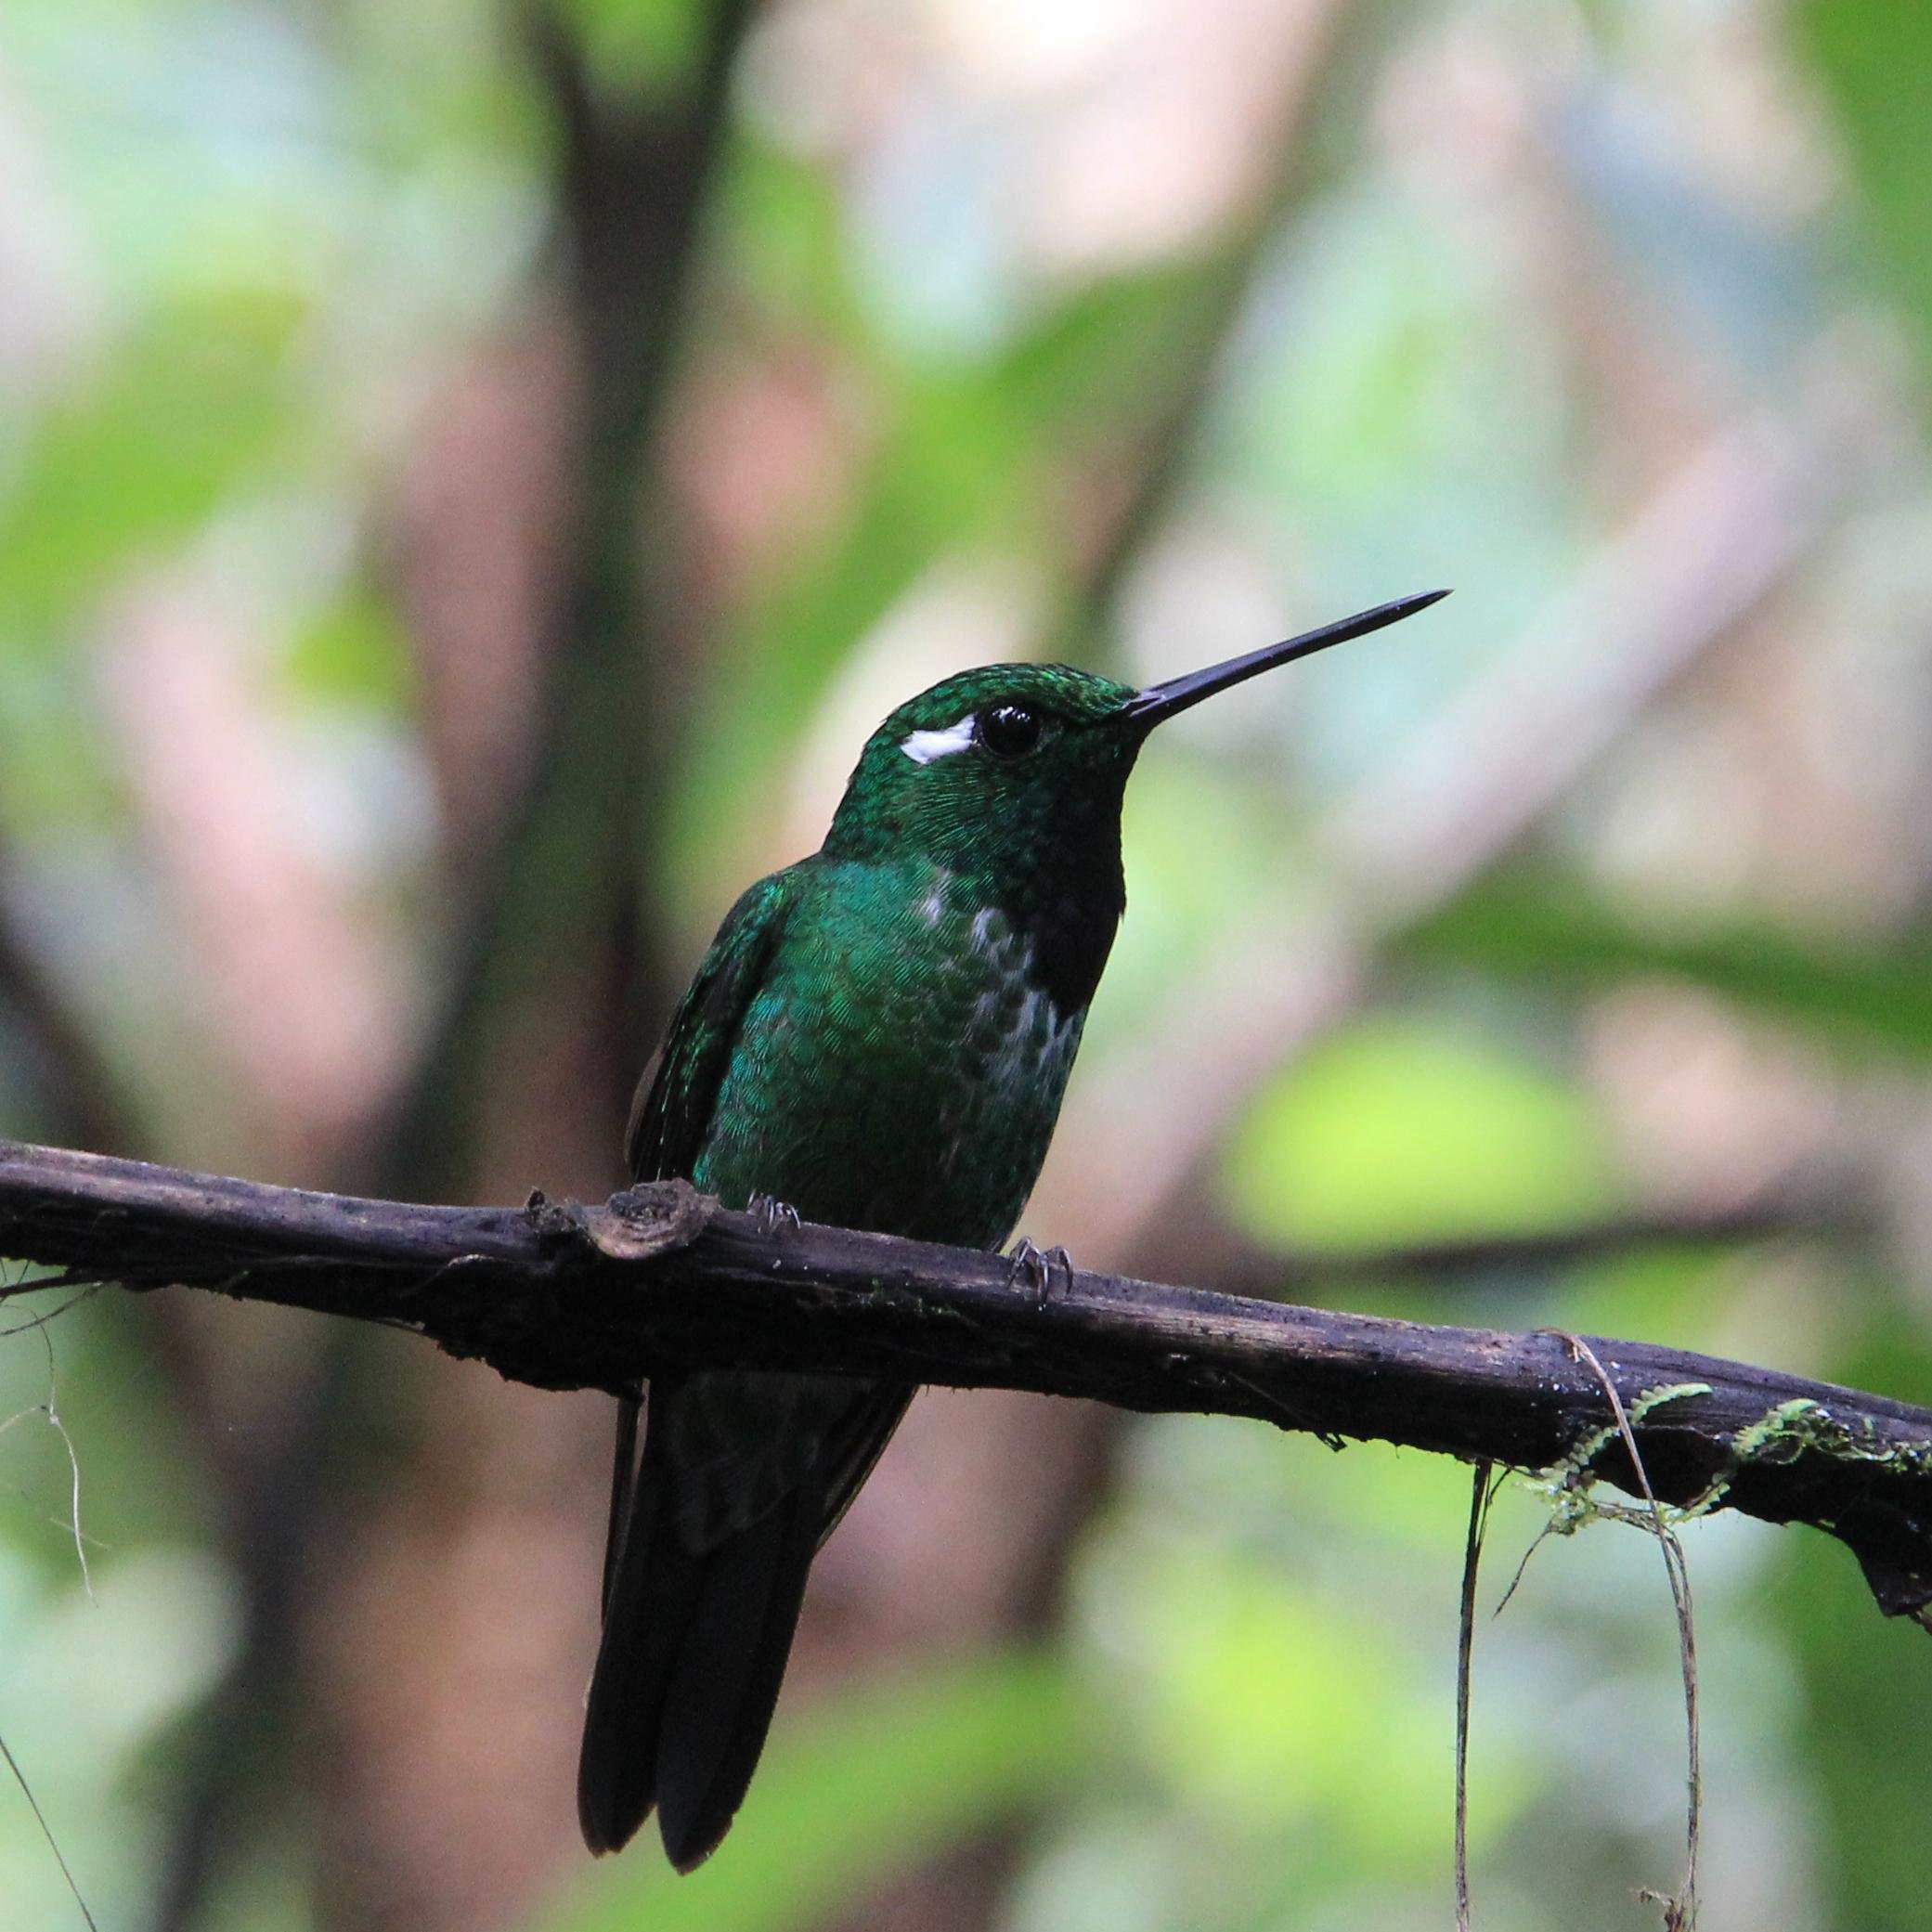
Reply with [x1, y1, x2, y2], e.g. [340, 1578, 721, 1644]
[0, 0, 1929, 1927]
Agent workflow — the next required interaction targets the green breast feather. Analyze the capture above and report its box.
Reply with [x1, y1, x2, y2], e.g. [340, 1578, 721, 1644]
[693, 856, 1085, 1251]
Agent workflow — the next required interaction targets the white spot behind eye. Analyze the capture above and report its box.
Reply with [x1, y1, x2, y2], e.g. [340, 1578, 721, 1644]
[900, 716, 977, 765]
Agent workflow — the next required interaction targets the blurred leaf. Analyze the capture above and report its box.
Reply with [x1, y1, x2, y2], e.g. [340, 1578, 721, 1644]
[0, 660, 120, 834]
[1222, 1013, 1616, 1253]
[1780, 1304, 1932, 1931]
[1125, 1538, 1484, 1853]
[1789, 0, 1932, 372]
[531, 1650, 1091, 1932]
[0, 1539, 237, 1929]
[283, 584, 415, 712]
[1402, 871, 1932, 1062]
[1082, 1428, 1537, 1905]
[722, 144, 865, 344]
[0, 292, 299, 640]
[554, 0, 705, 97]
[992, 265, 1216, 438]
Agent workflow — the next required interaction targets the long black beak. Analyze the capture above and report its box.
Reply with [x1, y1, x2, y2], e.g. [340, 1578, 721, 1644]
[1124, 588, 1450, 729]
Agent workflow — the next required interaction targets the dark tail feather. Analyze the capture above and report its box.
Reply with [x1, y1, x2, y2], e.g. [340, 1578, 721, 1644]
[577, 1404, 821, 1869]
[655, 1484, 819, 1870]
[577, 1411, 695, 1855]
[600, 1393, 642, 1618]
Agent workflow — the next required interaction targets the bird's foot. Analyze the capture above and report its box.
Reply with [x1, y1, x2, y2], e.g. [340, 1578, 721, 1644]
[1008, 1237, 1074, 1309]
[747, 1192, 803, 1238]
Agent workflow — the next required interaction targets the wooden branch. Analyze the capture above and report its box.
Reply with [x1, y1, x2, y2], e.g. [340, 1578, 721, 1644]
[2, 1136, 1926, 1627]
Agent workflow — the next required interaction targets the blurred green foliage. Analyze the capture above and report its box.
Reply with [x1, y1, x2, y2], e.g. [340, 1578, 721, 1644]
[1222, 1014, 1618, 1253]
[1793, 0, 1932, 370]
[1405, 872, 1932, 1063]
[538, 1653, 1091, 1932]
[1782, 1311, 1932, 1932]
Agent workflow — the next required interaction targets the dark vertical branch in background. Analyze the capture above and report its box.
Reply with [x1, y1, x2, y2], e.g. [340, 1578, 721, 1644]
[150, 8, 762, 1931]
[296, 8, 765, 1932]
[384, 0, 759, 1196]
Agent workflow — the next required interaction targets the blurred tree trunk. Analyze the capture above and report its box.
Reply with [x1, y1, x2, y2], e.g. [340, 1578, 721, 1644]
[299, 6, 754, 1926]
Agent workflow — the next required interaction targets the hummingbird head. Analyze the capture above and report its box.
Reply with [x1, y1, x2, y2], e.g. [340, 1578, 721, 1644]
[823, 659, 1143, 869]
[821, 590, 1447, 1011]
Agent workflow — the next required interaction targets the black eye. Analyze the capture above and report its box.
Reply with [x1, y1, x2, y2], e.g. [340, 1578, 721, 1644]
[978, 703, 1043, 759]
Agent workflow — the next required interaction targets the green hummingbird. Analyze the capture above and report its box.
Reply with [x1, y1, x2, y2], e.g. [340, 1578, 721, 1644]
[577, 588, 1448, 1869]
